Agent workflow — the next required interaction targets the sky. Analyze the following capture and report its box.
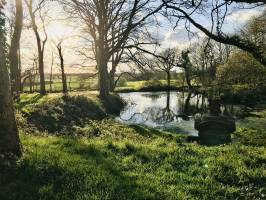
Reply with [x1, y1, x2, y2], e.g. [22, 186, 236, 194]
[5, 0, 265, 74]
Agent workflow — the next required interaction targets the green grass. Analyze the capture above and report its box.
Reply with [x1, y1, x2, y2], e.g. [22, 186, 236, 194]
[1, 93, 266, 199]
[1, 120, 265, 200]
[235, 106, 266, 146]
[116, 80, 183, 92]
[15, 92, 124, 134]
[23, 78, 183, 93]
[23, 77, 99, 92]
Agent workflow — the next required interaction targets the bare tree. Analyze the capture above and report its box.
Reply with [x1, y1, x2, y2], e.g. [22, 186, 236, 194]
[24, 0, 48, 95]
[49, 52, 54, 92]
[189, 38, 232, 86]
[152, 48, 178, 90]
[9, 0, 23, 94]
[224, 0, 265, 4]
[56, 40, 68, 94]
[0, 1, 21, 156]
[59, 0, 164, 99]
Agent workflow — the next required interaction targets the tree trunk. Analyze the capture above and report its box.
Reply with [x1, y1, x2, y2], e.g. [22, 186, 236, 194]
[166, 71, 171, 90]
[57, 44, 67, 94]
[9, 0, 23, 94]
[49, 53, 53, 93]
[60, 61, 67, 94]
[0, 14, 21, 156]
[109, 69, 116, 92]
[97, 42, 109, 99]
[38, 43, 46, 95]
[184, 68, 192, 89]
[98, 60, 109, 99]
[29, 74, 33, 93]
[27, 2, 46, 95]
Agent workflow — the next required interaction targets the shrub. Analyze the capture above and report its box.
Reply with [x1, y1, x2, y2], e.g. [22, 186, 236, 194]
[117, 77, 127, 87]
[101, 94, 126, 115]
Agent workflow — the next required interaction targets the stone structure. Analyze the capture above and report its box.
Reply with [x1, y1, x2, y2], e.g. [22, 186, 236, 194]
[194, 99, 236, 145]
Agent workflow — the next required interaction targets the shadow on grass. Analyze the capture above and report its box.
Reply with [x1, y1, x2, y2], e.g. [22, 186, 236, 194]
[15, 94, 43, 110]
[26, 95, 107, 133]
[129, 124, 184, 142]
[0, 142, 158, 200]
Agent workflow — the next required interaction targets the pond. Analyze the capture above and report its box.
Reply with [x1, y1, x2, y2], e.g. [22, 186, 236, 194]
[116, 91, 250, 136]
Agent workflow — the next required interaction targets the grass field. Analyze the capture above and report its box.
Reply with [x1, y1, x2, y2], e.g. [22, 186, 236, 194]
[115, 80, 184, 92]
[1, 93, 265, 200]
[23, 76, 184, 93]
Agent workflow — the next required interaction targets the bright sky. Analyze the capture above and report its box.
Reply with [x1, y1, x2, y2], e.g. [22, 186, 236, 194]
[5, 0, 265, 74]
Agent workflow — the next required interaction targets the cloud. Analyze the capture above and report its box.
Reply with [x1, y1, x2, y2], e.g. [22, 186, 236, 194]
[164, 29, 190, 43]
[226, 9, 262, 23]
[161, 28, 204, 49]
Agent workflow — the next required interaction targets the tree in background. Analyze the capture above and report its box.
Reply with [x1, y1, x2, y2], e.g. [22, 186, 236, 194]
[56, 40, 68, 94]
[190, 39, 231, 87]
[153, 48, 178, 90]
[0, 0, 21, 156]
[25, 0, 48, 95]
[216, 51, 266, 89]
[241, 11, 266, 54]
[9, 0, 23, 95]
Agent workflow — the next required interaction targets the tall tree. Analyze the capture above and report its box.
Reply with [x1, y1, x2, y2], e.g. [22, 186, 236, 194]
[9, 0, 23, 94]
[56, 41, 68, 94]
[189, 39, 232, 86]
[25, 0, 47, 95]
[49, 52, 54, 92]
[0, 1, 22, 156]
[153, 48, 178, 90]
[60, 0, 164, 99]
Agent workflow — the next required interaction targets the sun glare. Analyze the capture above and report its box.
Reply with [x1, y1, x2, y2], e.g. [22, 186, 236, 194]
[46, 22, 74, 40]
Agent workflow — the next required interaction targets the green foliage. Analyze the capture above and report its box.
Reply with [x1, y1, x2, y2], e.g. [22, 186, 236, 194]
[101, 94, 126, 115]
[234, 128, 266, 147]
[214, 51, 266, 103]
[144, 79, 164, 87]
[216, 51, 266, 87]
[115, 80, 183, 93]
[116, 77, 127, 87]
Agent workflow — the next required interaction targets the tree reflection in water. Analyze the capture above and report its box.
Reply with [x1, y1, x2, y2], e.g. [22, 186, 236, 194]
[118, 92, 207, 126]
[117, 91, 248, 135]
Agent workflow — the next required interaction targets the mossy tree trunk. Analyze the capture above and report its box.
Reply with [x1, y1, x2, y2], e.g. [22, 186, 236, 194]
[9, 0, 23, 94]
[0, 6, 21, 156]
[97, 29, 109, 99]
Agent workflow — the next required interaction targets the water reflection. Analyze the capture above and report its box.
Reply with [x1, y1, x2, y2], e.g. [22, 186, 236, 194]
[117, 91, 248, 136]
[117, 92, 204, 135]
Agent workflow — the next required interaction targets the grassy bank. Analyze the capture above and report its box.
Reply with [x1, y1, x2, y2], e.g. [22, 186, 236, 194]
[0, 92, 265, 200]
[115, 80, 183, 93]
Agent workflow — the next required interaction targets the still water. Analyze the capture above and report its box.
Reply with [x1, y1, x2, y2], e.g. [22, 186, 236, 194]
[116, 91, 248, 136]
